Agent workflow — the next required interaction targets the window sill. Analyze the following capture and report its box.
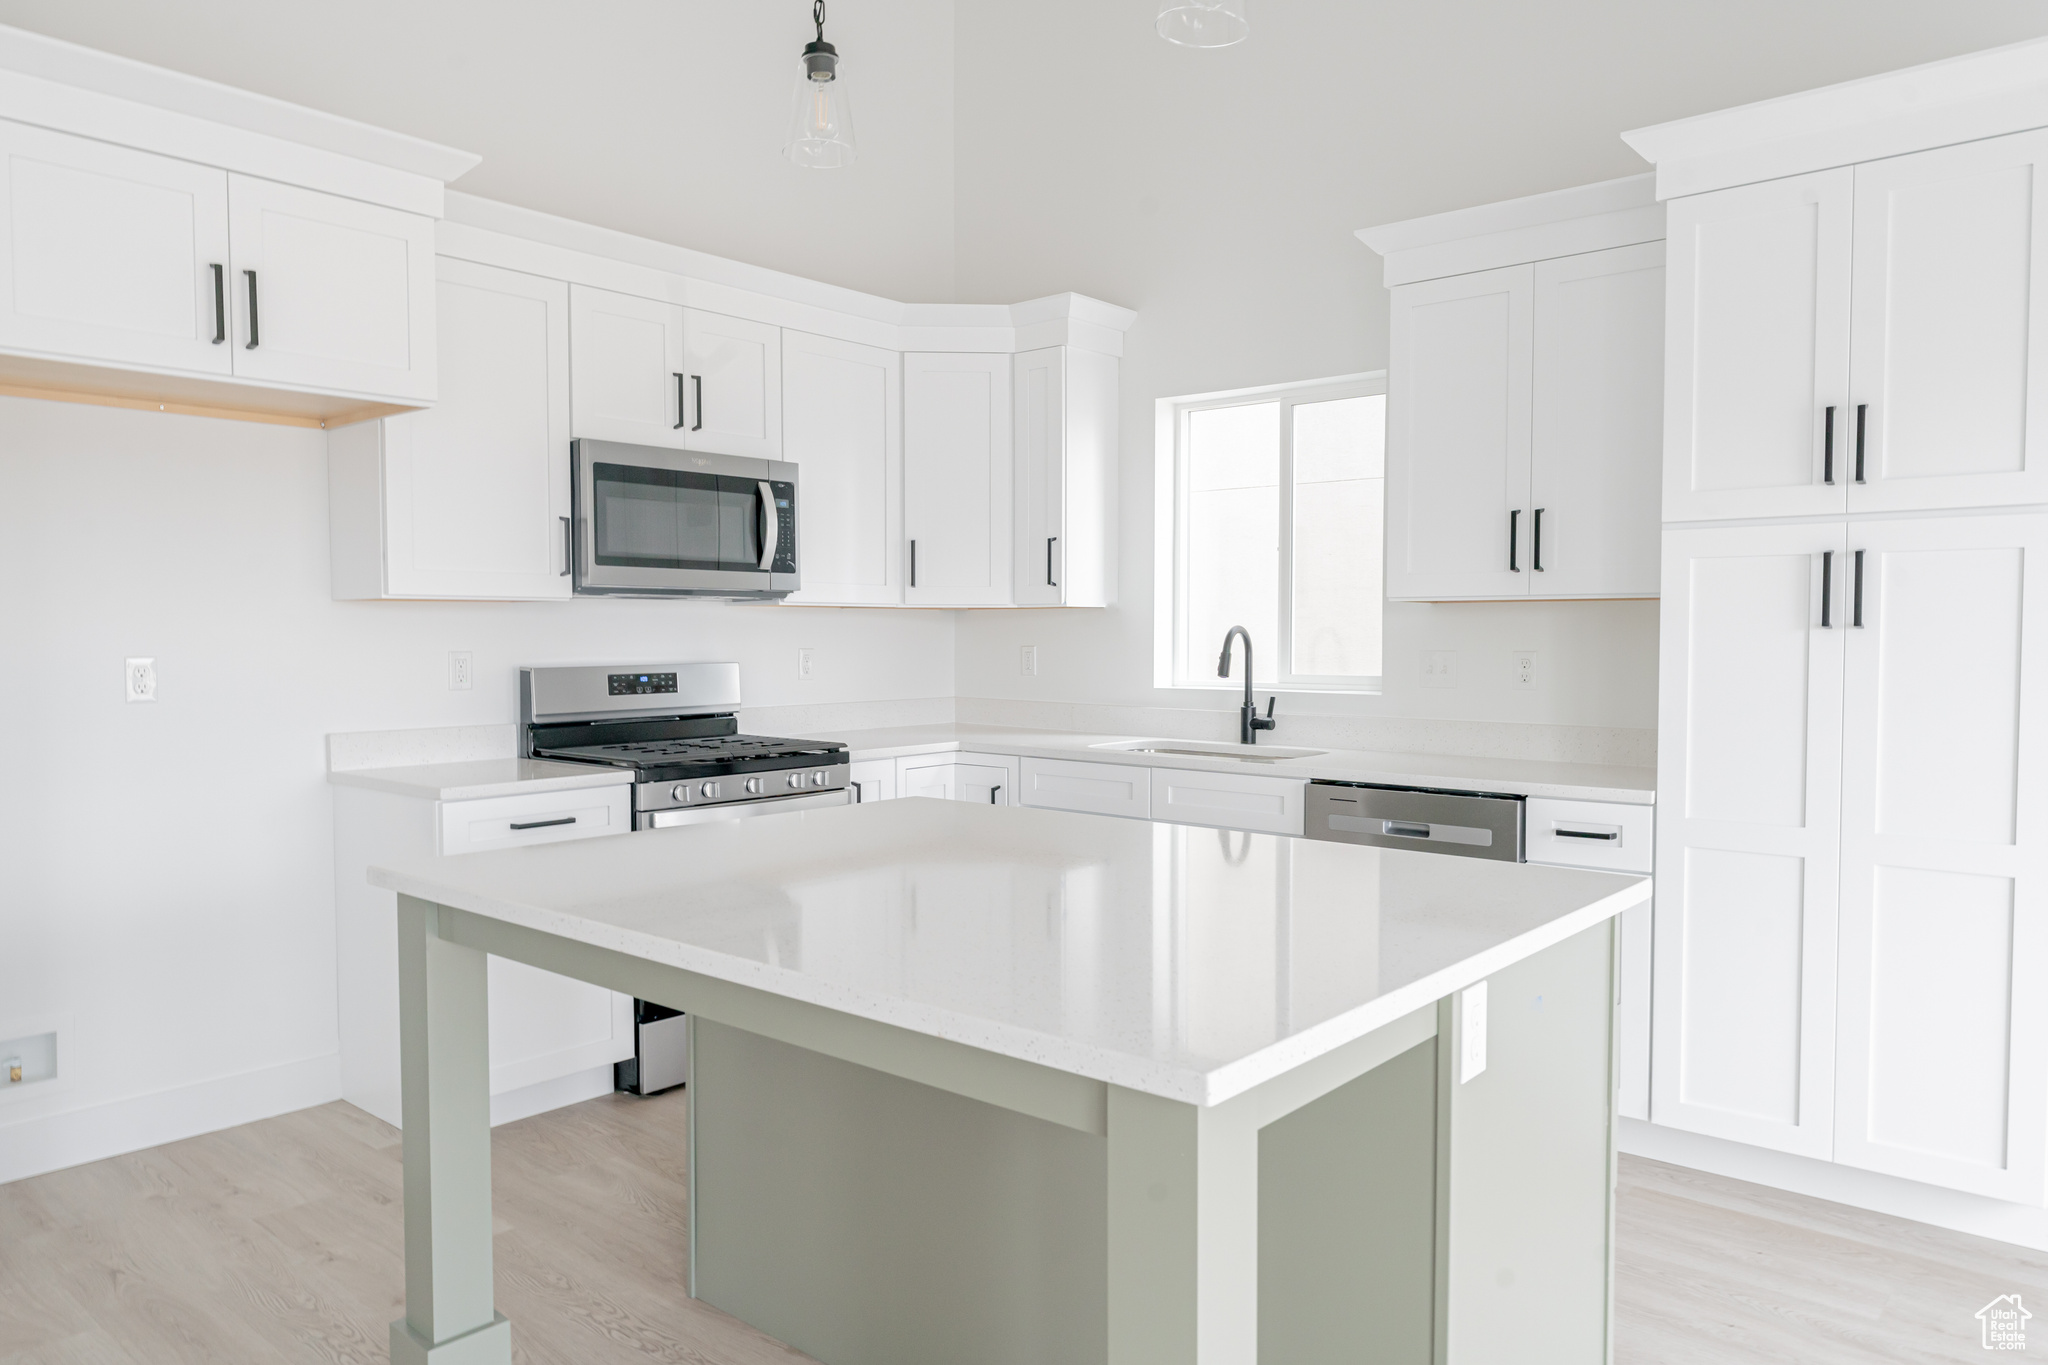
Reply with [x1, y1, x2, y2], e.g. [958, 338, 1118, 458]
[1165, 681, 1384, 699]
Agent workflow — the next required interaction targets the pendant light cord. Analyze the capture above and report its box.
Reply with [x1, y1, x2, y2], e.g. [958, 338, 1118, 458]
[814, 0, 826, 42]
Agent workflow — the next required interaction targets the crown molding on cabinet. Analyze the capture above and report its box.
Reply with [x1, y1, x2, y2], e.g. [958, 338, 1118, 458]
[440, 191, 1136, 356]
[1356, 174, 1662, 286]
[1623, 33, 2048, 200]
[0, 21, 478, 215]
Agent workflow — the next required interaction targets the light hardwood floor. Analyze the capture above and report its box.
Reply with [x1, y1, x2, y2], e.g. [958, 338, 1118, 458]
[1, 1091, 2042, 1363]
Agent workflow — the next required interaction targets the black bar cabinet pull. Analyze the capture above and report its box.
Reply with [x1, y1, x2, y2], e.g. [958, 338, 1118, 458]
[988, 786, 1003, 806]
[672, 373, 687, 430]
[1047, 536, 1058, 587]
[210, 264, 226, 345]
[909, 539, 917, 588]
[243, 270, 259, 349]
[1852, 549, 1865, 628]
[692, 375, 704, 432]
[1823, 406, 1836, 484]
[1820, 550, 1833, 628]
[1557, 828, 1621, 841]
[560, 515, 572, 577]
[1532, 508, 1546, 572]
[509, 816, 576, 831]
[1855, 404, 1868, 483]
[1509, 509, 1521, 572]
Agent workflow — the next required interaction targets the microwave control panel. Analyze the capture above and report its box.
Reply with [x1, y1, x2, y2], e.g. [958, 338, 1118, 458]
[770, 481, 797, 574]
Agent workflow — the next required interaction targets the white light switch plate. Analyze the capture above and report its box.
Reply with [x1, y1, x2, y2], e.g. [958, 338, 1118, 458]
[1020, 645, 1039, 676]
[125, 657, 156, 703]
[1460, 980, 1488, 1083]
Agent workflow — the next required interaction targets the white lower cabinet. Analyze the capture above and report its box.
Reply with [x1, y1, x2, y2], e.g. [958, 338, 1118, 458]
[1656, 513, 2048, 1201]
[897, 751, 1018, 805]
[332, 782, 635, 1129]
[1527, 797, 1654, 1123]
[1149, 767, 1305, 835]
[847, 758, 897, 804]
[1020, 757, 1152, 819]
[329, 257, 572, 600]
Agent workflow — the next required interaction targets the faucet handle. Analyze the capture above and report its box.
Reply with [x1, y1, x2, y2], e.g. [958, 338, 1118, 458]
[1251, 696, 1277, 732]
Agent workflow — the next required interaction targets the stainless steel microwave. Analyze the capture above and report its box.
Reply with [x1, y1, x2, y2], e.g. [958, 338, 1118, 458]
[570, 440, 798, 599]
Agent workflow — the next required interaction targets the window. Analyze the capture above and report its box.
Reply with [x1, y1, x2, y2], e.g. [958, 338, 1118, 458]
[1157, 374, 1386, 692]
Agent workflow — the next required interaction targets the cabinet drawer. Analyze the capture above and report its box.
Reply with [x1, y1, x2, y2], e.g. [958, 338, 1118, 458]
[1020, 757, 1151, 819]
[437, 786, 631, 856]
[1525, 797, 1652, 873]
[1151, 768, 1305, 836]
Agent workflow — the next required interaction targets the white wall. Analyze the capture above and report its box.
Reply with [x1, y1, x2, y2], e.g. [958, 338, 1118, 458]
[0, 396, 952, 1179]
[0, 0, 958, 303]
[948, 0, 2048, 738]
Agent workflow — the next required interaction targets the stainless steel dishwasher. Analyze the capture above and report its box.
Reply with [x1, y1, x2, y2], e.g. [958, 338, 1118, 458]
[1304, 780, 1525, 861]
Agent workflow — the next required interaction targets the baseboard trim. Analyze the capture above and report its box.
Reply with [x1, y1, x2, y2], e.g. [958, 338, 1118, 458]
[1619, 1117, 2048, 1251]
[489, 1065, 616, 1127]
[0, 1052, 342, 1186]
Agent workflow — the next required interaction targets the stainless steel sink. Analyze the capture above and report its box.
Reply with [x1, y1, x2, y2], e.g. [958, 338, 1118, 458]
[1090, 738, 1328, 762]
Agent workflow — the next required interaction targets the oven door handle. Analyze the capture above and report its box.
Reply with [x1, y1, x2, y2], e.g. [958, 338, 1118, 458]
[756, 481, 779, 570]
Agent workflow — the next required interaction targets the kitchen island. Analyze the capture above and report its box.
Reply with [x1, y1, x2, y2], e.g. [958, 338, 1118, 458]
[369, 798, 1649, 1365]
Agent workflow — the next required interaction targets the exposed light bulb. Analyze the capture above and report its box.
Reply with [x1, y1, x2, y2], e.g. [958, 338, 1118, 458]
[1157, 0, 1249, 48]
[786, 0, 855, 169]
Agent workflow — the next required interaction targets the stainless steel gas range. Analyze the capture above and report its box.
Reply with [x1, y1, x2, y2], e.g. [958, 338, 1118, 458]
[519, 662, 849, 831]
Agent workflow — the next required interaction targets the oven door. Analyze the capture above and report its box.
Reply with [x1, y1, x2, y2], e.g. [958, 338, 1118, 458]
[573, 440, 798, 597]
[638, 788, 850, 831]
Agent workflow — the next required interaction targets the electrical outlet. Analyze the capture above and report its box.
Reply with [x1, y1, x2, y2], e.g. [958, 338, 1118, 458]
[1512, 651, 1539, 690]
[448, 651, 473, 691]
[124, 657, 156, 703]
[799, 647, 816, 680]
[1421, 650, 1456, 688]
[1020, 645, 1039, 677]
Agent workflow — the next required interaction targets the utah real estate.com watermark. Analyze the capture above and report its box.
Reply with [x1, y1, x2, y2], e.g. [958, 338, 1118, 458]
[1980, 1295, 2032, 1351]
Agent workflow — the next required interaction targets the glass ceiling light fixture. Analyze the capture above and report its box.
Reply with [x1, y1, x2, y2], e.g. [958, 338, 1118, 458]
[785, 0, 855, 169]
[1156, 0, 1249, 48]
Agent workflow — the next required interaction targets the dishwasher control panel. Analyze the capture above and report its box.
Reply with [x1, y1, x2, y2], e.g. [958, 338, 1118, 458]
[1304, 781, 1525, 862]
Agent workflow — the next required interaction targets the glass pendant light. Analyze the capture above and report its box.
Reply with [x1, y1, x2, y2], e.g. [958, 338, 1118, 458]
[786, 0, 855, 169]
[1156, 0, 1249, 48]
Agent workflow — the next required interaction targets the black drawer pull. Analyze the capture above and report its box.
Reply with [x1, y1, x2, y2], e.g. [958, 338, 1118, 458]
[509, 816, 577, 831]
[1556, 828, 1620, 841]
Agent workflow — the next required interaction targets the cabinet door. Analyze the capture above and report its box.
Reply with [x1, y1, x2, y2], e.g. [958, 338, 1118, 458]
[1848, 131, 2048, 514]
[1530, 241, 1664, 597]
[0, 119, 230, 375]
[847, 758, 897, 804]
[896, 753, 1017, 804]
[781, 331, 902, 605]
[1019, 757, 1152, 819]
[227, 175, 435, 400]
[1663, 169, 1852, 521]
[904, 352, 1013, 606]
[1653, 522, 1847, 1158]
[1385, 264, 1532, 600]
[381, 259, 572, 599]
[1832, 513, 2048, 1201]
[568, 284, 689, 447]
[1012, 347, 1067, 606]
[680, 307, 780, 458]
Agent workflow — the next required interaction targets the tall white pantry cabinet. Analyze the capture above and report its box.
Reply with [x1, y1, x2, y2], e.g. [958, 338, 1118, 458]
[1630, 49, 2048, 1205]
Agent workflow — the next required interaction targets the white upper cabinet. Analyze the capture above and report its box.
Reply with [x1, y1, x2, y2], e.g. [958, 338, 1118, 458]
[1386, 263, 1533, 600]
[904, 352, 1013, 606]
[1831, 512, 2048, 1203]
[1529, 242, 1664, 596]
[227, 175, 436, 402]
[330, 258, 572, 601]
[1653, 521, 1847, 1160]
[0, 119, 231, 376]
[1847, 130, 2048, 513]
[1013, 346, 1116, 608]
[568, 285, 689, 448]
[1369, 175, 1665, 602]
[681, 307, 781, 458]
[1663, 170, 1853, 522]
[781, 330, 902, 606]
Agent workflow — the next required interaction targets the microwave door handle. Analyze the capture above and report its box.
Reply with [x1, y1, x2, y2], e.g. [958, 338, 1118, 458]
[757, 480, 778, 570]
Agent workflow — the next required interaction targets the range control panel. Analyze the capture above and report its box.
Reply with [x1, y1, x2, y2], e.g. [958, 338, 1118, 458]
[608, 672, 678, 696]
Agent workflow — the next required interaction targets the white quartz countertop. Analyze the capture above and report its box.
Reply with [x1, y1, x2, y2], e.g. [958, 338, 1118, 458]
[370, 798, 1649, 1106]
[814, 723, 1656, 804]
[329, 758, 632, 802]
